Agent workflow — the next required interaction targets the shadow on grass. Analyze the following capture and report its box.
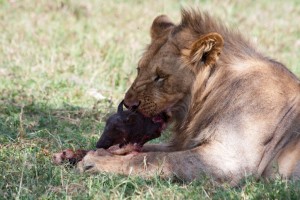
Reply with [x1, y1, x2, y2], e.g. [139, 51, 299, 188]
[0, 89, 114, 199]
[0, 91, 114, 150]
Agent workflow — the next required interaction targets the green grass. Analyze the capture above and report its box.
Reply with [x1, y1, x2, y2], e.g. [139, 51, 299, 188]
[0, 0, 300, 199]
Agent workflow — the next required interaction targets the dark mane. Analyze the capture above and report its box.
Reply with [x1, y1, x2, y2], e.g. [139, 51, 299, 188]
[175, 9, 261, 60]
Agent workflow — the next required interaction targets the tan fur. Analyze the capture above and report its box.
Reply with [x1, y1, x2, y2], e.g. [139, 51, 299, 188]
[78, 9, 300, 185]
[278, 138, 300, 179]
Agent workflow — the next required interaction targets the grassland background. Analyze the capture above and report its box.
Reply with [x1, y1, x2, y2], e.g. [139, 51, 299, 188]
[0, 0, 299, 199]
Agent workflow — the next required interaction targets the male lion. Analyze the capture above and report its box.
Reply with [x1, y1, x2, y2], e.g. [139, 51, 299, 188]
[78, 9, 300, 185]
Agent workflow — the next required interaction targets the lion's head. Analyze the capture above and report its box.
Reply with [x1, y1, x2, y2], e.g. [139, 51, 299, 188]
[124, 11, 224, 123]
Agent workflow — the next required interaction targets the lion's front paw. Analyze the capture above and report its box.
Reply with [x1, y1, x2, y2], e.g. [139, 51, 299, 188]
[77, 149, 114, 173]
[77, 151, 96, 172]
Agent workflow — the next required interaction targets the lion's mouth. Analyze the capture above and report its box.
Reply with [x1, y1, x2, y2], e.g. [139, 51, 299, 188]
[125, 102, 171, 132]
[151, 111, 170, 131]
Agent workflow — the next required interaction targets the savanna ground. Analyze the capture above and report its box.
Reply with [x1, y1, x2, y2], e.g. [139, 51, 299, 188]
[0, 0, 300, 199]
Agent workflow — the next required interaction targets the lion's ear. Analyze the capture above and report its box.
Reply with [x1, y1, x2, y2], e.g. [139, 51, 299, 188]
[182, 32, 224, 73]
[151, 15, 174, 40]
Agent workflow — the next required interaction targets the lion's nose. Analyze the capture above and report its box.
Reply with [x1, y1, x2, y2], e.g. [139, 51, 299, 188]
[124, 90, 140, 110]
[124, 99, 140, 111]
[131, 102, 140, 111]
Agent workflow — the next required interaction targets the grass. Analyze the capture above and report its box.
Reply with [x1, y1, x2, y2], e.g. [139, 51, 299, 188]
[0, 0, 300, 199]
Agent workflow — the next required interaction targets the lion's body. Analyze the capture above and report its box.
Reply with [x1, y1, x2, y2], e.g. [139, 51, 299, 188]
[78, 10, 300, 185]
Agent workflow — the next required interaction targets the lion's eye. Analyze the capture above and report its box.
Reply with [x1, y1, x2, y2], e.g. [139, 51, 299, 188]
[154, 74, 166, 82]
[154, 68, 168, 82]
[154, 75, 161, 82]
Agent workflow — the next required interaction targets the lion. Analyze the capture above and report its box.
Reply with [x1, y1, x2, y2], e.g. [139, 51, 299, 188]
[78, 9, 300, 185]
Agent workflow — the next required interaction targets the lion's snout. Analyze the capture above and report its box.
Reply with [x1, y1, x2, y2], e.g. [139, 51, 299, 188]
[124, 90, 140, 110]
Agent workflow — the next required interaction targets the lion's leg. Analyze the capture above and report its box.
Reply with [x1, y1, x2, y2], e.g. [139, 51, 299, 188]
[292, 161, 300, 180]
[77, 148, 209, 181]
[77, 146, 241, 184]
[277, 138, 300, 179]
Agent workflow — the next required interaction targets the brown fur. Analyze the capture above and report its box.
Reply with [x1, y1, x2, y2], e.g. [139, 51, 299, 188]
[78, 9, 300, 185]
